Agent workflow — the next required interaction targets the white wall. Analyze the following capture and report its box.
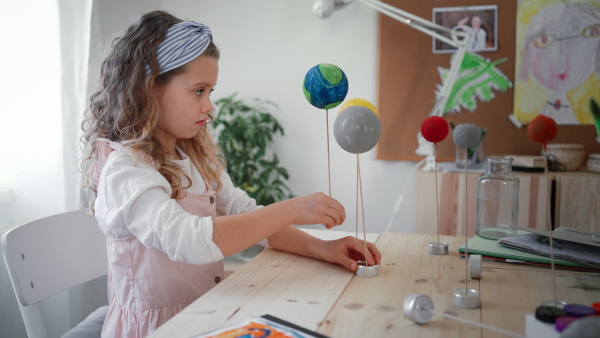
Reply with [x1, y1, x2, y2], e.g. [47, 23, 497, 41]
[89, 0, 420, 235]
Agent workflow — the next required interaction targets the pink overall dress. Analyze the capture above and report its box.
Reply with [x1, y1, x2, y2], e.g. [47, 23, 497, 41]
[94, 142, 228, 337]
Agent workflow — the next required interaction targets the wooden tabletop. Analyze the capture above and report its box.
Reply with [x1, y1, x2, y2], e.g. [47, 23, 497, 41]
[149, 230, 600, 338]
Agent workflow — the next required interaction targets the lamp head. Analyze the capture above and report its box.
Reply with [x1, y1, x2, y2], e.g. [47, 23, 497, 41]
[313, 0, 353, 19]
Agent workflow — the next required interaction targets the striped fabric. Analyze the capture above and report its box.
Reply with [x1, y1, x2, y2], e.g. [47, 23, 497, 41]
[147, 21, 213, 75]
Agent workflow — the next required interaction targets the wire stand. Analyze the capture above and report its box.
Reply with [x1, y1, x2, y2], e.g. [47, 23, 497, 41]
[541, 144, 561, 307]
[452, 147, 480, 309]
[428, 143, 449, 255]
[355, 154, 379, 277]
[404, 293, 525, 338]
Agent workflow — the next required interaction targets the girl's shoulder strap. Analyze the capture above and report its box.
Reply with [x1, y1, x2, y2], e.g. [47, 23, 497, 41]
[91, 139, 156, 186]
[91, 139, 120, 186]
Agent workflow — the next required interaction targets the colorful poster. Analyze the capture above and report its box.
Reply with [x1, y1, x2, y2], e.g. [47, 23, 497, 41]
[513, 0, 600, 126]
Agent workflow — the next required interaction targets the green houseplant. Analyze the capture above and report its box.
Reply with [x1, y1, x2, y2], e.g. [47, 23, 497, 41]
[213, 93, 294, 206]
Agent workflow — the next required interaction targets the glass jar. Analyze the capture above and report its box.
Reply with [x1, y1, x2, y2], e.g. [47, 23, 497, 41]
[476, 157, 520, 240]
[455, 138, 485, 169]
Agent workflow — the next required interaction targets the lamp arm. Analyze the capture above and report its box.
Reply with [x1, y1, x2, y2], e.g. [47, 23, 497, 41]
[358, 0, 464, 47]
[348, 0, 473, 170]
[351, 0, 472, 117]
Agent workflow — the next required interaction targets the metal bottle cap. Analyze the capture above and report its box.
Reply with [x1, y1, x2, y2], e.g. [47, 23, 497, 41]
[452, 288, 481, 309]
[535, 305, 568, 323]
[428, 241, 449, 255]
[540, 299, 567, 309]
[469, 254, 483, 279]
[403, 293, 434, 324]
[355, 261, 379, 277]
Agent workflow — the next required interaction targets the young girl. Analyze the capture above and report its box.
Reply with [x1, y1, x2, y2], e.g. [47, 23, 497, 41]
[80, 10, 381, 337]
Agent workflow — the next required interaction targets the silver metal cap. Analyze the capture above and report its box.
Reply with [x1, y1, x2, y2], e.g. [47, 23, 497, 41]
[403, 293, 434, 324]
[428, 242, 449, 255]
[540, 299, 567, 309]
[355, 261, 379, 277]
[452, 288, 481, 309]
[469, 254, 483, 279]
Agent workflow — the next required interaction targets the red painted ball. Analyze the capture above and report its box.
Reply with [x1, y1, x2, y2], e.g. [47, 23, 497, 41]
[527, 115, 558, 144]
[421, 116, 449, 143]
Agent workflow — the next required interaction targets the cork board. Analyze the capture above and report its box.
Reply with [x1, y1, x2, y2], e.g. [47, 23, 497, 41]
[375, 0, 600, 161]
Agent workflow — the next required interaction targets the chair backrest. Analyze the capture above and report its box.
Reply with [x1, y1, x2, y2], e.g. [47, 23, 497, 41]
[2, 210, 108, 338]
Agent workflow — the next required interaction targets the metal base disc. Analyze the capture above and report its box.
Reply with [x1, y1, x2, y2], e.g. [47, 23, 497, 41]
[428, 242, 449, 255]
[469, 254, 483, 279]
[355, 261, 379, 277]
[403, 293, 434, 324]
[540, 299, 567, 309]
[452, 289, 481, 309]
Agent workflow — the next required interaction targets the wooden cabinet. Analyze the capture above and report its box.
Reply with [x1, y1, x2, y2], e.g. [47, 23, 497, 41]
[555, 174, 600, 232]
[415, 168, 599, 236]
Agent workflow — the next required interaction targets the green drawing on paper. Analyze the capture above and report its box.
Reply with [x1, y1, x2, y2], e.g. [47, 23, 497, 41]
[438, 52, 512, 114]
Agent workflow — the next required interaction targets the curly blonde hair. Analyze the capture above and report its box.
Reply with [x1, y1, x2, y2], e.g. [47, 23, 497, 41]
[80, 10, 225, 213]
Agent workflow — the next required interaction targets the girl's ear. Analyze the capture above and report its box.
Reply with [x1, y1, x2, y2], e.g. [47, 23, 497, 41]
[152, 82, 164, 100]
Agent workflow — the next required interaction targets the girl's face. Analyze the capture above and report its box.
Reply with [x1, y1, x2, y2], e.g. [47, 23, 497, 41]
[526, 5, 597, 92]
[471, 16, 481, 28]
[154, 55, 219, 150]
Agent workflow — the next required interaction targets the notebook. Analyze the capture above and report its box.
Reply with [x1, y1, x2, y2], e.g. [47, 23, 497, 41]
[458, 232, 600, 272]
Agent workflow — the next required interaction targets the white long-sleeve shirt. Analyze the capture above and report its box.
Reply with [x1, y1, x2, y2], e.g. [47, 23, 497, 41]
[94, 145, 268, 266]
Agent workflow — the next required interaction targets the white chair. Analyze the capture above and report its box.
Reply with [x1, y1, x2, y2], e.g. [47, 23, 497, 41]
[2, 210, 109, 338]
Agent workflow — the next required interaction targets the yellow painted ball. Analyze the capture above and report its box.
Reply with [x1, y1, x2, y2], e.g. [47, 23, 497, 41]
[338, 98, 378, 117]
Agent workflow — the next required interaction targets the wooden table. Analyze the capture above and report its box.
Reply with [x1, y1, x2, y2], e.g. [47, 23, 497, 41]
[149, 230, 600, 338]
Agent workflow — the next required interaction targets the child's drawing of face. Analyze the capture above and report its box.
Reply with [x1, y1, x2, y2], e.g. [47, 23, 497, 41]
[520, 3, 600, 92]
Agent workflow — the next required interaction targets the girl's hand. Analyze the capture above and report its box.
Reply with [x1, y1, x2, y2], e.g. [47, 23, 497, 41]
[288, 193, 346, 229]
[315, 236, 382, 272]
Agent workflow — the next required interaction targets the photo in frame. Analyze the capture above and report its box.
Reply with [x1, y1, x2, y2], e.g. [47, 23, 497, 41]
[432, 5, 498, 54]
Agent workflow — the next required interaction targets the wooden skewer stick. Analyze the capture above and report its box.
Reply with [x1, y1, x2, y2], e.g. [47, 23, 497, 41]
[358, 155, 368, 266]
[434, 143, 440, 246]
[356, 157, 359, 239]
[325, 110, 332, 197]
[542, 144, 558, 304]
[464, 147, 469, 294]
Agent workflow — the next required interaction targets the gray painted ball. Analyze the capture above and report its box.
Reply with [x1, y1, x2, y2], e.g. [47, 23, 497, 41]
[453, 123, 482, 149]
[333, 105, 381, 154]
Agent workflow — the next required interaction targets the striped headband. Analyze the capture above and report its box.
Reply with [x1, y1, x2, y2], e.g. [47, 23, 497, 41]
[147, 21, 213, 75]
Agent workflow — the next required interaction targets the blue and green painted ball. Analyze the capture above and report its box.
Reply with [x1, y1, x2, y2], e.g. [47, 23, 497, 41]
[303, 63, 349, 109]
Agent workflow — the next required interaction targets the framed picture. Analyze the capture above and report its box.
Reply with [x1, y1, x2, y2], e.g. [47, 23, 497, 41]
[513, 0, 600, 126]
[432, 5, 498, 54]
